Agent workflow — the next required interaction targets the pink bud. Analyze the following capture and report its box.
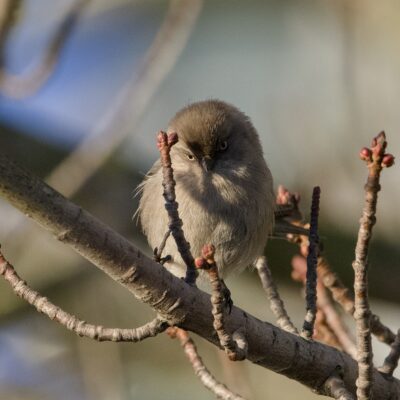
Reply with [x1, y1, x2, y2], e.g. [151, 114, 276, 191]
[202, 244, 215, 260]
[195, 257, 206, 269]
[382, 153, 395, 168]
[167, 132, 178, 146]
[157, 131, 168, 149]
[359, 147, 371, 161]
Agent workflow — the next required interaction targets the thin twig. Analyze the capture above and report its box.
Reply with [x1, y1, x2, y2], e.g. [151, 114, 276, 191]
[255, 256, 298, 334]
[353, 131, 394, 400]
[0, 248, 167, 341]
[157, 131, 197, 285]
[154, 229, 171, 262]
[167, 327, 247, 400]
[378, 329, 400, 377]
[292, 255, 357, 358]
[0, 0, 88, 98]
[195, 245, 247, 361]
[279, 184, 395, 347]
[318, 257, 396, 345]
[301, 186, 320, 339]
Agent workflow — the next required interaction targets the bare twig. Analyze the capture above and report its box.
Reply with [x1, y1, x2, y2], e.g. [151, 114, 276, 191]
[167, 327, 246, 400]
[154, 229, 171, 262]
[353, 131, 395, 400]
[0, 249, 167, 341]
[255, 256, 298, 334]
[318, 257, 395, 345]
[1, 154, 400, 399]
[0, 0, 88, 98]
[157, 131, 197, 285]
[378, 329, 400, 377]
[301, 186, 320, 339]
[292, 255, 357, 358]
[196, 245, 247, 361]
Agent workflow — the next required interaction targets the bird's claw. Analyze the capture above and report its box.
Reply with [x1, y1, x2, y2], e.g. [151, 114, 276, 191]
[153, 247, 172, 265]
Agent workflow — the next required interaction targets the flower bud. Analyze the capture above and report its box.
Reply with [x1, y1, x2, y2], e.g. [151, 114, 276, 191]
[382, 153, 395, 168]
[167, 132, 178, 146]
[359, 147, 371, 161]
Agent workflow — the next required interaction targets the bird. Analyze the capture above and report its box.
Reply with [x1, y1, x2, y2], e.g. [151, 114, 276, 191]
[137, 99, 275, 281]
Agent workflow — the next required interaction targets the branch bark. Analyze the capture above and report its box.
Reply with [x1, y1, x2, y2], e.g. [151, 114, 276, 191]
[0, 154, 399, 399]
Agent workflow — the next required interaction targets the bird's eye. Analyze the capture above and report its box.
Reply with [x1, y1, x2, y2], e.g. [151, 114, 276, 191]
[187, 154, 195, 161]
[219, 140, 228, 151]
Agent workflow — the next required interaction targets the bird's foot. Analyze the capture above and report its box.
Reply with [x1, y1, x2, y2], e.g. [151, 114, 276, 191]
[153, 247, 172, 265]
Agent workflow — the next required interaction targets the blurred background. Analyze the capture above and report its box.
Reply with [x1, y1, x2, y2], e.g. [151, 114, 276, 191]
[0, 0, 399, 399]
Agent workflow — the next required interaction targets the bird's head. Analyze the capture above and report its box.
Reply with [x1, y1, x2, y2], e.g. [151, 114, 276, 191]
[167, 100, 263, 177]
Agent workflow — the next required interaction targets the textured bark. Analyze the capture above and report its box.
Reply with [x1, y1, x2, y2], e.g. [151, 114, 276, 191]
[0, 154, 399, 399]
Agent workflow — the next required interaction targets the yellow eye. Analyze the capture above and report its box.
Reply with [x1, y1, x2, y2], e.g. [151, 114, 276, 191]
[187, 154, 195, 161]
[219, 140, 228, 151]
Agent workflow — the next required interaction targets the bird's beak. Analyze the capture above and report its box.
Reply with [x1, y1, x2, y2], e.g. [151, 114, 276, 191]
[201, 156, 214, 172]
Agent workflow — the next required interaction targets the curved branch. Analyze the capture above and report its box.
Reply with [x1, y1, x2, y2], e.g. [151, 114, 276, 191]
[255, 256, 298, 334]
[0, 250, 167, 341]
[46, 0, 204, 198]
[0, 0, 88, 98]
[0, 154, 399, 399]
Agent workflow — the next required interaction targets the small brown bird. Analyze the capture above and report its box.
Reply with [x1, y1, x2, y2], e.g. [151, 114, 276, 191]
[137, 100, 275, 279]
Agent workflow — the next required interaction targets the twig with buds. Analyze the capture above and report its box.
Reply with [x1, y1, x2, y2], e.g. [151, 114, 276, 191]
[353, 131, 395, 400]
[167, 327, 246, 400]
[278, 184, 395, 346]
[196, 245, 247, 361]
[0, 249, 168, 341]
[255, 256, 298, 334]
[157, 131, 197, 285]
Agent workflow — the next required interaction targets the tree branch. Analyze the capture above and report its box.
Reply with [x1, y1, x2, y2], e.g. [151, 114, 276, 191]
[168, 327, 246, 400]
[0, 154, 399, 399]
[353, 131, 394, 399]
[301, 186, 320, 339]
[157, 131, 197, 284]
[196, 244, 247, 361]
[0, 0, 88, 98]
[255, 256, 298, 334]
[0, 249, 167, 341]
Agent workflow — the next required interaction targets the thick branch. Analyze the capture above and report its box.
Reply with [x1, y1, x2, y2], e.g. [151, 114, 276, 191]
[0, 154, 399, 399]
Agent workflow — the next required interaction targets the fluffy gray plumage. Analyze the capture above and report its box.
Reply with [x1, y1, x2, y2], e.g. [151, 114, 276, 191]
[137, 100, 275, 278]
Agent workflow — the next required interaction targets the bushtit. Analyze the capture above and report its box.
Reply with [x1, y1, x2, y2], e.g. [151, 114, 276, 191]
[137, 100, 274, 279]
